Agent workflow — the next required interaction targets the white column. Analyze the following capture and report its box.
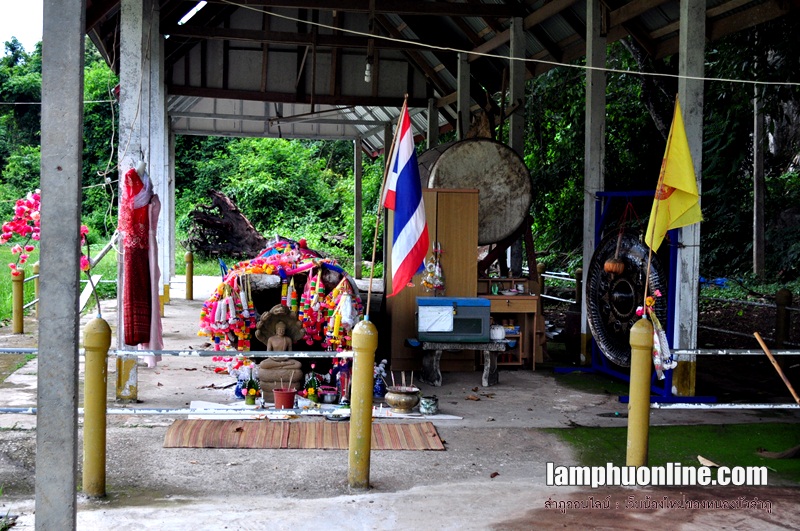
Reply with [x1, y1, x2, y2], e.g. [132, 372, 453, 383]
[581, 0, 607, 360]
[148, 7, 172, 287]
[675, 0, 705, 350]
[354, 137, 363, 279]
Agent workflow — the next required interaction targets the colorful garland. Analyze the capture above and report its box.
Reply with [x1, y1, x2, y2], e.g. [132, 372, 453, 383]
[198, 239, 364, 351]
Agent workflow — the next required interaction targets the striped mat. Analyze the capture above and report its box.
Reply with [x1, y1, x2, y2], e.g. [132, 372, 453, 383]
[163, 419, 445, 450]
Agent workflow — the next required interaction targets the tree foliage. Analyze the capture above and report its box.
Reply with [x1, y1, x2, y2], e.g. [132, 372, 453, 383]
[1, 18, 799, 280]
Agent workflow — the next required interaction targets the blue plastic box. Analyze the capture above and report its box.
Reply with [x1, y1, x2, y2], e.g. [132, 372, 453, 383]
[416, 297, 491, 342]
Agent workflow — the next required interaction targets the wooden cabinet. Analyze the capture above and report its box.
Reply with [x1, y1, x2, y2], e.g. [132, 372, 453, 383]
[386, 189, 479, 371]
[481, 295, 539, 369]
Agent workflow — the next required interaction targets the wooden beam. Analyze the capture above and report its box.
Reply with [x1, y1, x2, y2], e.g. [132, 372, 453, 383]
[168, 83, 429, 107]
[469, 0, 579, 60]
[203, 0, 525, 18]
[610, 0, 670, 28]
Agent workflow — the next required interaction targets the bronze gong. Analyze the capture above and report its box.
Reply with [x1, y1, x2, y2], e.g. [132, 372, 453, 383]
[586, 230, 668, 367]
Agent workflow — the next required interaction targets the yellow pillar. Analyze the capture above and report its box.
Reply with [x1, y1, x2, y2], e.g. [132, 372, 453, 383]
[626, 318, 653, 466]
[83, 317, 111, 497]
[348, 318, 378, 490]
[33, 262, 40, 318]
[116, 354, 138, 402]
[12, 269, 24, 334]
[185, 251, 194, 300]
[163, 283, 170, 304]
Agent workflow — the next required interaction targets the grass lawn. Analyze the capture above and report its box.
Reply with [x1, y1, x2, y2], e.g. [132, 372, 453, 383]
[543, 366, 800, 484]
[545, 423, 800, 484]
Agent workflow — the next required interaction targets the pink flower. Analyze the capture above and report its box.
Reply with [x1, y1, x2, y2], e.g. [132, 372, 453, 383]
[11, 270, 21, 277]
[80, 225, 89, 236]
[24, 245, 35, 252]
[32, 233, 40, 241]
[19, 254, 28, 264]
[80, 255, 91, 272]
[10, 244, 22, 255]
[635, 306, 645, 317]
[653, 289, 662, 297]
[8, 263, 16, 270]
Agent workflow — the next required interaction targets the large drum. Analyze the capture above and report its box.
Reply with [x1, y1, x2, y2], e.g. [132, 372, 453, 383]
[418, 139, 532, 245]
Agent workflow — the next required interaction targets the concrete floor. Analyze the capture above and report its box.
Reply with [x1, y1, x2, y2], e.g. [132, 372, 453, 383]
[0, 276, 798, 530]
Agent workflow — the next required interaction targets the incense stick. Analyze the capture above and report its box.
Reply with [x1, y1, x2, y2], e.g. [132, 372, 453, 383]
[410, 371, 414, 388]
[391, 370, 396, 387]
[289, 370, 295, 390]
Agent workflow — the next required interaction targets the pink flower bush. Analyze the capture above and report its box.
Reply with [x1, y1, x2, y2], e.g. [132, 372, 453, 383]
[1, 190, 91, 277]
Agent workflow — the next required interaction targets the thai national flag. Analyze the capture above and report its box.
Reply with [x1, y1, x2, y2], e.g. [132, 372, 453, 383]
[382, 105, 429, 297]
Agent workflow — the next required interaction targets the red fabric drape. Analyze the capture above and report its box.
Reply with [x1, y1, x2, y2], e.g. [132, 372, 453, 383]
[120, 167, 151, 345]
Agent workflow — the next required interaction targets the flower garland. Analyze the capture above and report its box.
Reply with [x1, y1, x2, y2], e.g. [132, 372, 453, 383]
[635, 289, 676, 379]
[198, 238, 364, 351]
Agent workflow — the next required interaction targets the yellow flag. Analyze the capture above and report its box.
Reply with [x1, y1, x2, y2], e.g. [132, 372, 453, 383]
[645, 98, 703, 251]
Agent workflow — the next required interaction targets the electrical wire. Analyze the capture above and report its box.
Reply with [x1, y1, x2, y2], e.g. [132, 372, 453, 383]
[219, 0, 800, 88]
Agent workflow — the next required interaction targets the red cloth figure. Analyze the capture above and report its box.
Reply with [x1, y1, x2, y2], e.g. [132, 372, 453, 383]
[119, 166, 152, 345]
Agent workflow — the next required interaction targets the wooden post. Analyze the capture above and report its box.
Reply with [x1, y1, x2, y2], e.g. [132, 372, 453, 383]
[12, 269, 25, 334]
[775, 288, 792, 349]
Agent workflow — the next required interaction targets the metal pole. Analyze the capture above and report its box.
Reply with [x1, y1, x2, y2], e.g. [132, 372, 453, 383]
[185, 251, 193, 300]
[82, 317, 111, 497]
[626, 318, 653, 466]
[348, 319, 378, 490]
[12, 269, 24, 334]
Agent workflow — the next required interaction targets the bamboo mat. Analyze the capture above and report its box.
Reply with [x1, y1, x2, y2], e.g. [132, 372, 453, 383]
[163, 419, 445, 450]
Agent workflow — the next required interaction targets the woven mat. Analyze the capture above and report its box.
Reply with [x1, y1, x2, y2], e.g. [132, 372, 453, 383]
[163, 419, 445, 450]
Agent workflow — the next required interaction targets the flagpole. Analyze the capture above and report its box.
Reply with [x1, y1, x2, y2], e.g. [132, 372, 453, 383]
[643, 96, 678, 309]
[365, 95, 408, 318]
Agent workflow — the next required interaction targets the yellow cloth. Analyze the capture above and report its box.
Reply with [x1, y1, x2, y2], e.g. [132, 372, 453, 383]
[645, 98, 703, 251]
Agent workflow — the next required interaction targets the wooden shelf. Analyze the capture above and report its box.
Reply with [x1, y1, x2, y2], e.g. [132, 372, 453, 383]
[481, 295, 539, 368]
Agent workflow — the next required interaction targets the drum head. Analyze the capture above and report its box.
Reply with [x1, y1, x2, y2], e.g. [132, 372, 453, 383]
[422, 139, 532, 245]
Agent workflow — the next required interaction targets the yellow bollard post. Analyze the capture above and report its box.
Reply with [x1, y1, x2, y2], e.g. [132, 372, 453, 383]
[185, 251, 194, 300]
[83, 317, 111, 497]
[12, 269, 24, 334]
[116, 354, 138, 402]
[163, 283, 170, 304]
[626, 318, 654, 466]
[33, 262, 40, 318]
[348, 318, 378, 490]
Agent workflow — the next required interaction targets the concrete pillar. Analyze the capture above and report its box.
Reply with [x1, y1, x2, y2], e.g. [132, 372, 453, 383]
[148, 9, 172, 291]
[118, 0, 155, 348]
[581, 0, 607, 363]
[753, 87, 765, 277]
[36, 1, 86, 527]
[426, 97, 439, 149]
[168, 131, 177, 276]
[509, 17, 526, 277]
[354, 137, 363, 279]
[457, 52, 470, 139]
[674, 0, 704, 355]
[508, 17, 525, 157]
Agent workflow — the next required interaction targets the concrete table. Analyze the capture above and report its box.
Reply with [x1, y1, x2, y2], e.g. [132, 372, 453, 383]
[415, 341, 508, 387]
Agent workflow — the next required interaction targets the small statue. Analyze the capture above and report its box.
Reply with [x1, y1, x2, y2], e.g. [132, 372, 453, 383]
[267, 321, 293, 351]
[255, 304, 304, 350]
